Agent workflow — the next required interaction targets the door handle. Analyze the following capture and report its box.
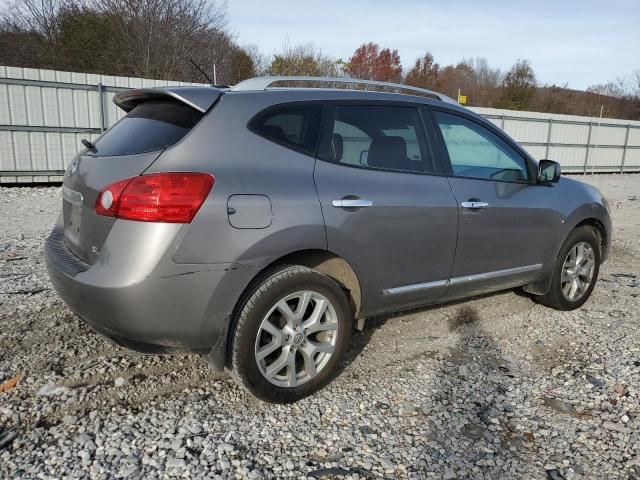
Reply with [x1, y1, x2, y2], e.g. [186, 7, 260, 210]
[332, 199, 373, 208]
[461, 201, 489, 209]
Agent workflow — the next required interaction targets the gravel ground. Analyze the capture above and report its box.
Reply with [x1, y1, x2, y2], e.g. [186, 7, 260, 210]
[0, 174, 639, 479]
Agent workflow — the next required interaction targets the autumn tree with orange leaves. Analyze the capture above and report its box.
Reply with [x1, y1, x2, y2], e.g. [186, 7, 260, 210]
[404, 51, 440, 90]
[345, 42, 402, 82]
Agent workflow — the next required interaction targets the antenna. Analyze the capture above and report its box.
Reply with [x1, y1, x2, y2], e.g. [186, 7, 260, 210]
[189, 59, 214, 86]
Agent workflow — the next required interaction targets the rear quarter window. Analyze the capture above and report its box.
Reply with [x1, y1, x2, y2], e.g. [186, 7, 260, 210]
[92, 100, 203, 157]
[249, 103, 323, 156]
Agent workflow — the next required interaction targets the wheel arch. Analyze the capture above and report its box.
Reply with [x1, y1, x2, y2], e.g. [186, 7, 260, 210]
[572, 217, 607, 259]
[207, 249, 363, 370]
[249, 249, 363, 318]
[524, 216, 607, 296]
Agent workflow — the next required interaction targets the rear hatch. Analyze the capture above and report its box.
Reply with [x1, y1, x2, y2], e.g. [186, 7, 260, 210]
[62, 87, 222, 264]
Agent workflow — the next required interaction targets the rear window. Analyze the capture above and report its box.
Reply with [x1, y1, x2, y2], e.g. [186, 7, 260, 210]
[92, 100, 203, 157]
[249, 103, 323, 155]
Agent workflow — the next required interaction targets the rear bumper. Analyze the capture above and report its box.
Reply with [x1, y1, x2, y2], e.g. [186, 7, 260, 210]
[44, 225, 256, 356]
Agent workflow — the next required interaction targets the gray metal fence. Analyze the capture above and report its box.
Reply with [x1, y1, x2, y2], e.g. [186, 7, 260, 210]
[1, 66, 639, 183]
[470, 106, 640, 174]
[0, 66, 205, 183]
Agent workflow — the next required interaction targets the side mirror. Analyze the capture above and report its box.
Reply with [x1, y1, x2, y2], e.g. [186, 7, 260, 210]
[538, 159, 561, 183]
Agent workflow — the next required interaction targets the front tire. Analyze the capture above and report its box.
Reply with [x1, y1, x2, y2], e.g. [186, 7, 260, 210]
[230, 265, 352, 403]
[534, 226, 601, 311]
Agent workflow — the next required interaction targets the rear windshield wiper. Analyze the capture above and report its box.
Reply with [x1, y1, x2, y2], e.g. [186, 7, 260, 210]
[81, 138, 97, 152]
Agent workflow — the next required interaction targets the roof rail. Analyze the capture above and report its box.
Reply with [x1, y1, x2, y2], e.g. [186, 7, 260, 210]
[231, 76, 459, 105]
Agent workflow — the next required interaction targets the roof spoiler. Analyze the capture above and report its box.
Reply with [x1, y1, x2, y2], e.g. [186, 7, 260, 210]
[113, 87, 224, 113]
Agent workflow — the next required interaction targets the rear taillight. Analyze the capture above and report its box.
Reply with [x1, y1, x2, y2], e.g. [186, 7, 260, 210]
[94, 177, 131, 217]
[95, 172, 214, 223]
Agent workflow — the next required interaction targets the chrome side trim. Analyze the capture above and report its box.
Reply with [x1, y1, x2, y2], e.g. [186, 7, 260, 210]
[449, 263, 543, 285]
[383, 279, 448, 296]
[383, 264, 543, 296]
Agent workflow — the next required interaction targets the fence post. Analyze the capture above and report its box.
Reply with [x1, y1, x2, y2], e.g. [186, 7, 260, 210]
[620, 125, 630, 173]
[97, 82, 106, 133]
[583, 122, 593, 174]
[545, 118, 553, 159]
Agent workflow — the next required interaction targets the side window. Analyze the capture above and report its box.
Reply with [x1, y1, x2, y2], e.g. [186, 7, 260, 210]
[323, 105, 433, 173]
[433, 111, 529, 182]
[250, 103, 323, 155]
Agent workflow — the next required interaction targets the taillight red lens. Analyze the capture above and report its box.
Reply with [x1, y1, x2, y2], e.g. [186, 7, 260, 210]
[95, 172, 214, 223]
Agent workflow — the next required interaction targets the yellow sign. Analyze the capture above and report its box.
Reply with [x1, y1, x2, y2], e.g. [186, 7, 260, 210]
[458, 95, 467, 104]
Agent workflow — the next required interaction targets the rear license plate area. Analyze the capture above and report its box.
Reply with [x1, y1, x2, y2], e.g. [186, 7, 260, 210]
[62, 186, 83, 247]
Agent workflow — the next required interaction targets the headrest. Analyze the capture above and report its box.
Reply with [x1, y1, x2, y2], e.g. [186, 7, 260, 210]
[367, 136, 407, 169]
[260, 125, 286, 142]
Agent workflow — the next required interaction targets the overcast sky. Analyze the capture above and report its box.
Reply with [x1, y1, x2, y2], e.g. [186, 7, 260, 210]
[228, 0, 640, 90]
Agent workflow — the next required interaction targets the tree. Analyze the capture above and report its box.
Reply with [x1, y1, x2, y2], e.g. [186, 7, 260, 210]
[464, 57, 502, 105]
[632, 70, 640, 98]
[55, 4, 121, 73]
[498, 59, 537, 110]
[405, 55, 501, 106]
[404, 51, 439, 89]
[0, 21, 48, 68]
[229, 47, 256, 84]
[267, 42, 338, 77]
[0, 0, 250, 84]
[437, 61, 475, 99]
[345, 42, 402, 82]
[242, 43, 267, 76]
[1, 0, 76, 67]
[95, 0, 229, 81]
[585, 79, 636, 118]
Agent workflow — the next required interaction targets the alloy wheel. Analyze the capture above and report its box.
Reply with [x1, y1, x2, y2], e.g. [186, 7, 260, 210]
[561, 241, 596, 301]
[254, 291, 339, 388]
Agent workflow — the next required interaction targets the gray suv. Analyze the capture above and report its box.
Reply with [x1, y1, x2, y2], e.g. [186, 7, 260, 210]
[45, 77, 612, 403]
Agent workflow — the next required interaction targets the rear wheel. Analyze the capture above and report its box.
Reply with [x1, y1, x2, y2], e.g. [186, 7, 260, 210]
[230, 266, 352, 403]
[534, 226, 601, 310]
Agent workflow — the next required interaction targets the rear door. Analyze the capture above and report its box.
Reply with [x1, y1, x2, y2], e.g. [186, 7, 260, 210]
[62, 97, 208, 264]
[427, 108, 559, 299]
[314, 103, 459, 314]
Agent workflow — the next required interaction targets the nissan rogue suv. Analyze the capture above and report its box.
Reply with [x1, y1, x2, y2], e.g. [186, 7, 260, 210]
[45, 76, 611, 403]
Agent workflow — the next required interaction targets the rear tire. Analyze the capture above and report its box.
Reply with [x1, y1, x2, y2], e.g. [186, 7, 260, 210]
[230, 265, 352, 403]
[534, 226, 601, 311]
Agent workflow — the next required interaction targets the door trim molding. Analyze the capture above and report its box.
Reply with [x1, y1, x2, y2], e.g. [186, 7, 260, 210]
[383, 263, 543, 296]
[383, 279, 449, 296]
[449, 263, 543, 285]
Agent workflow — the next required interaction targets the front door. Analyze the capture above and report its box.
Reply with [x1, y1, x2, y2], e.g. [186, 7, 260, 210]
[429, 109, 560, 299]
[314, 104, 459, 314]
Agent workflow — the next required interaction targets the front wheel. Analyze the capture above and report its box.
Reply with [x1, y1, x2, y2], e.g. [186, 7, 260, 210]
[534, 226, 601, 311]
[230, 265, 352, 403]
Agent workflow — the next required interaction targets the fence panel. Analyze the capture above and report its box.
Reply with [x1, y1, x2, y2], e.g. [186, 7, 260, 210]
[1, 66, 640, 182]
[469, 107, 640, 174]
